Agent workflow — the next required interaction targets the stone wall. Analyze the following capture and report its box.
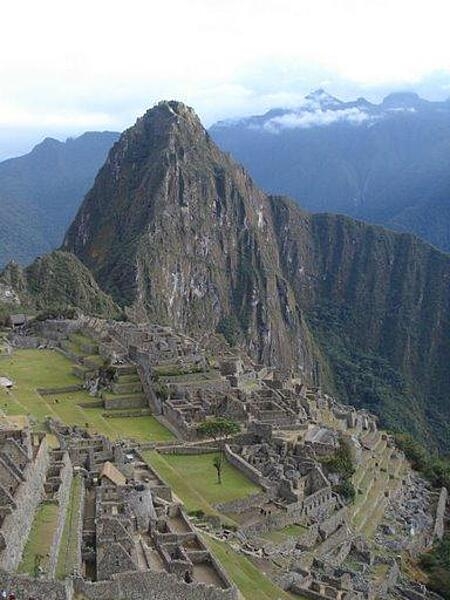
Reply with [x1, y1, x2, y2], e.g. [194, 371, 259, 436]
[318, 506, 347, 539]
[0, 437, 49, 572]
[73, 476, 85, 576]
[75, 569, 237, 600]
[135, 352, 161, 413]
[214, 491, 269, 514]
[433, 486, 447, 541]
[49, 452, 73, 577]
[104, 395, 146, 410]
[9, 334, 40, 348]
[0, 570, 70, 600]
[159, 445, 219, 455]
[224, 444, 269, 489]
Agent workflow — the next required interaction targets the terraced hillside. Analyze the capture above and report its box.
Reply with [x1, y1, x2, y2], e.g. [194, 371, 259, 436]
[0, 341, 173, 442]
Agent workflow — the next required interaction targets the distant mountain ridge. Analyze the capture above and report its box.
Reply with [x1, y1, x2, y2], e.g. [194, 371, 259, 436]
[64, 100, 450, 451]
[210, 90, 450, 252]
[0, 130, 119, 267]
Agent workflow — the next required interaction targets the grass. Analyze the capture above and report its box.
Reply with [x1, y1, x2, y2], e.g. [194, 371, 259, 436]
[56, 475, 83, 579]
[143, 450, 260, 518]
[0, 349, 174, 442]
[202, 534, 300, 600]
[19, 502, 59, 575]
[260, 524, 307, 544]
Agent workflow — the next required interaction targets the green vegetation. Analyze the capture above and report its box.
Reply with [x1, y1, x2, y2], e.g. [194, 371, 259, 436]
[320, 435, 355, 502]
[260, 524, 307, 544]
[19, 503, 59, 575]
[1, 251, 118, 317]
[0, 131, 118, 267]
[143, 450, 260, 517]
[216, 314, 241, 347]
[56, 476, 83, 579]
[395, 433, 450, 491]
[202, 534, 298, 600]
[0, 349, 173, 442]
[197, 418, 241, 484]
[420, 535, 450, 598]
[308, 302, 438, 448]
[196, 417, 240, 441]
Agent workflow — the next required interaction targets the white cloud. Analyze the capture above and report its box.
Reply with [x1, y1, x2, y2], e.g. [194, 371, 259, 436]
[262, 107, 374, 132]
[1, 0, 450, 157]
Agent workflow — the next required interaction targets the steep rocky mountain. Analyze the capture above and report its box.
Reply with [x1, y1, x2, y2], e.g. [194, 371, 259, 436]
[210, 90, 450, 252]
[64, 101, 450, 450]
[0, 251, 118, 317]
[0, 131, 119, 267]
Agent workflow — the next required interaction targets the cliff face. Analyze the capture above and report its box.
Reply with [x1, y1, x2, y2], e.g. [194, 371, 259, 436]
[64, 101, 450, 449]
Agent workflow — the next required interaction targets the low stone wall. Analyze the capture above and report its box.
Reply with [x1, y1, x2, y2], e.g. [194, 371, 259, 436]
[0, 571, 70, 600]
[259, 535, 298, 557]
[104, 395, 146, 410]
[214, 491, 269, 514]
[49, 452, 73, 577]
[159, 445, 219, 455]
[74, 476, 85, 576]
[224, 444, 269, 489]
[75, 569, 237, 600]
[9, 334, 41, 348]
[163, 404, 197, 440]
[0, 437, 49, 572]
[315, 524, 349, 557]
[318, 507, 347, 539]
[433, 486, 447, 540]
[38, 385, 81, 395]
[104, 408, 151, 418]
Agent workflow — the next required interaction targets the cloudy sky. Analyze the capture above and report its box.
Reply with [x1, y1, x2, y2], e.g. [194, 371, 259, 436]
[1, 0, 450, 159]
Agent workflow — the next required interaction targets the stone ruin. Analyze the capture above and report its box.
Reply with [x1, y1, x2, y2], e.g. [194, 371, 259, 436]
[2, 315, 448, 599]
[0, 420, 237, 599]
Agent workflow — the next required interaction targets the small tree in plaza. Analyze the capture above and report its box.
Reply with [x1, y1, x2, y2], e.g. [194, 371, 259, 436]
[197, 418, 240, 484]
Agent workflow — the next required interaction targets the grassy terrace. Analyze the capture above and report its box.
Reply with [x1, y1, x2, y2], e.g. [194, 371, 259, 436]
[350, 437, 404, 537]
[260, 523, 307, 544]
[143, 450, 260, 520]
[202, 535, 300, 600]
[19, 502, 59, 575]
[56, 475, 83, 579]
[0, 349, 173, 442]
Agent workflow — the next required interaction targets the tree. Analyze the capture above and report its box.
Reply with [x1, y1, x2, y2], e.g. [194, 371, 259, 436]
[197, 418, 240, 442]
[213, 454, 223, 484]
[197, 418, 240, 485]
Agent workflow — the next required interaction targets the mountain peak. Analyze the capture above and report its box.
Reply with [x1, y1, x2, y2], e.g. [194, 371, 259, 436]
[305, 89, 343, 108]
[140, 100, 201, 128]
[382, 91, 422, 108]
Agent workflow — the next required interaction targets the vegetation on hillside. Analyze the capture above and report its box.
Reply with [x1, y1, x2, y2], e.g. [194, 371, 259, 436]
[0, 131, 119, 267]
[0, 251, 118, 318]
[320, 435, 356, 502]
[308, 302, 445, 450]
[420, 535, 450, 599]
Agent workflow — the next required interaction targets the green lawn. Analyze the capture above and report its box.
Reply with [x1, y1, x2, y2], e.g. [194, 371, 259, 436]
[0, 349, 173, 442]
[19, 502, 59, 575]
[202, 534, 299, 600]
[260, 524, 307, 544]
[56, 475, 83, 579]
[143, 450, 260, 517]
